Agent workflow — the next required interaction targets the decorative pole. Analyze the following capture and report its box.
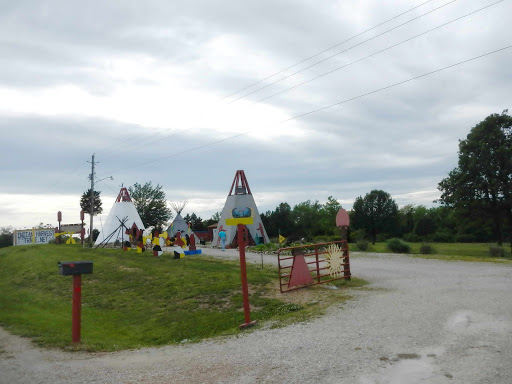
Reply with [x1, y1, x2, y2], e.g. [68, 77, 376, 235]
[336, 208, 351, 280]
[237, 223, 252, 327]
[88, 154, 95, 247]
[226, 210, 257, 329]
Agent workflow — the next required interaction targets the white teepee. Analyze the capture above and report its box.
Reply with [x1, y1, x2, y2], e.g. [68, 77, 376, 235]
[167, 201, 196, 238]
[212, 170, 269, 247]
[94, 187, 145, 246]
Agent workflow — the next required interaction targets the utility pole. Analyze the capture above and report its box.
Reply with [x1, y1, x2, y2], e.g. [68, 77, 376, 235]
[88, 154, 97, 247]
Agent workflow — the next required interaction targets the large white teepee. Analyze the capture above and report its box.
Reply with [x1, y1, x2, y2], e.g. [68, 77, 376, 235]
[212, 170, 269, 247]
[94, 187, 145, 246]
[167, 201, 196, 238]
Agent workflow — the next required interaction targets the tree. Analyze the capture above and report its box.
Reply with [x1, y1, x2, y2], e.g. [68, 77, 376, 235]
[291, 200, 323, 240]
[0, 226, 13, 248]
[128, 182, 172, 230]
[184, 213, 204, 231]
[438, 110, 512, 249]
[320, 196, 342, 235]
[415, 217, 436, 240]
[351, 190, 399, 244]
[80, 189, 103, 216]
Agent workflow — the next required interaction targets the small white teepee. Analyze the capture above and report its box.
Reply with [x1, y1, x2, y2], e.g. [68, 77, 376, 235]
[167, 201, 196, 239]
[212, 170, 269, 247]
[94, 187, 145, 246]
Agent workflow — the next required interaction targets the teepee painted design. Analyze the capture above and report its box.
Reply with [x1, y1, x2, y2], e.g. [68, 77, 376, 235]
[213, 170, 269, 247]
[94, 187, 145, 245]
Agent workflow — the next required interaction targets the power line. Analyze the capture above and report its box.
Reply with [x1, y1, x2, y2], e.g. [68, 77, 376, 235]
[228, 0, 457, 104]
[98, 45, 511, 175]
[99, 126, 196, 162]
[282, 45, 512, 123]
[218, 0, 439, 102]
[99, 132, 248, 177]
[90, 0, 457, 165]
[253, 0, 503, 105]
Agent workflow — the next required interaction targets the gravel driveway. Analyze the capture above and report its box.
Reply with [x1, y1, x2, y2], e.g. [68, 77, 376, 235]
[1, 249, 511, 384]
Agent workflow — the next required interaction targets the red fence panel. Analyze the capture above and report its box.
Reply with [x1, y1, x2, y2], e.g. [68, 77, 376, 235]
[277, 241, 350, 293]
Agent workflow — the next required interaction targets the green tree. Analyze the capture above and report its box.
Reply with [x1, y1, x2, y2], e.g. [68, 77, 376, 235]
[415, 217, 436, 240]
[292, 200, 323, 240]
[128, 182, 172, 230]
[398, 204, 415, 235]
[351, 190, 399, 244]
[80, 189, 103, 215]
[0, 226, 13, 248]
[184, 213, 205, 231]
[438, 110, 512, 249]
[320, 196, 342, 235]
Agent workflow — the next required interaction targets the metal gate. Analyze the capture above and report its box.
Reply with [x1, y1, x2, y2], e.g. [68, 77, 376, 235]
[277, 241, 350, 293]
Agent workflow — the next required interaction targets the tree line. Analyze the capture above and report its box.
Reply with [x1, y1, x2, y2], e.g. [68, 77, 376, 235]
[3, 111, 508, 248]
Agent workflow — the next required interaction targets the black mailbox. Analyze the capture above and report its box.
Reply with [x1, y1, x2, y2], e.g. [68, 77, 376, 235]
[58, 261, 93, 276]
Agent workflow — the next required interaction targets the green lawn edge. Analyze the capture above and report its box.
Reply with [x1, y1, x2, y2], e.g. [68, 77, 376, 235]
[0, 244, 368, 351]
[351, 242, 512, 263]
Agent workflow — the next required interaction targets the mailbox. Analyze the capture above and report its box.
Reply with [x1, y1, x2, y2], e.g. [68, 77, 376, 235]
[58, 261, 93, 276]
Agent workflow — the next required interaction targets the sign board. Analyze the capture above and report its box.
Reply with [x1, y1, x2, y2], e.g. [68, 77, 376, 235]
[335, 208, 350, 227]
[61, 224, 83, 233]
[13, 228, 55, 246]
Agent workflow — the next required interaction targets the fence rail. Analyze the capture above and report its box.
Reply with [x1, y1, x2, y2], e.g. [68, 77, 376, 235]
[277, 241, 350, 293]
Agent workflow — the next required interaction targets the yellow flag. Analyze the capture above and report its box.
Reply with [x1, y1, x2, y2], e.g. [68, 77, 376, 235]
[279, 234, 286, 243]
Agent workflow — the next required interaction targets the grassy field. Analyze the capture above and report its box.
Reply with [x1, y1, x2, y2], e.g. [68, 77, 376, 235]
[354, 242, 512, 262]
[0, 244, 365, 351]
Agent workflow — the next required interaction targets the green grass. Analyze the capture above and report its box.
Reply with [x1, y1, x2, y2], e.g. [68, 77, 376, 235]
[351, 242, 512, 263]
[0, 244, 366, 351]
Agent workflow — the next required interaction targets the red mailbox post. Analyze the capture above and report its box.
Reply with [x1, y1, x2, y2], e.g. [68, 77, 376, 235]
[58, 261, 93, 344]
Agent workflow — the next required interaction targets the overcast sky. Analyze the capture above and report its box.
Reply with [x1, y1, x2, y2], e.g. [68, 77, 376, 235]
[1, 0, 511, 230]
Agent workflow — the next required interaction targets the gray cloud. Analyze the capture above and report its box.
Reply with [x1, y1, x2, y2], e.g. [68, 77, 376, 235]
[1, 0, 511, 228]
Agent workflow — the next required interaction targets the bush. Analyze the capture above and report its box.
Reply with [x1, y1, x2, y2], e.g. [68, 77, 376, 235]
[419, 244, 436, 254]
[313, 235, 340, 243]
[403, 232, 420, 242]
[489, 246, 505, 257]
[376, 233, 390, 243]
[432, 230, 455, 243]
[356, 240, 370, 251]
[350, 229, 366, 242]
[386, 238, 411, 253]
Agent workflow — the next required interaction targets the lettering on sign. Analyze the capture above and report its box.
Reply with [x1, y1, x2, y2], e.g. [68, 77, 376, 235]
[14, 229, 55, 246]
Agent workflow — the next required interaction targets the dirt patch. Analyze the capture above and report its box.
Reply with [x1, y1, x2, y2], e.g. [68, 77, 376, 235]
[261, 279, 349, 307]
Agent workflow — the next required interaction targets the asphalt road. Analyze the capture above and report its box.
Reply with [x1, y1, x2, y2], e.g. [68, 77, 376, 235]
[1, 250, 511, 384]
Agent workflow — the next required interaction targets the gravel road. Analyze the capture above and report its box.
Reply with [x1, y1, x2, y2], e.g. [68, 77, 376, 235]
[1, 249, 512, 384]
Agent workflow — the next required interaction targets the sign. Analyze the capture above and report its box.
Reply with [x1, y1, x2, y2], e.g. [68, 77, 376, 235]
[14, 228, 55, 246]
[61, 224, 83, 233]
[335, 208, 350, 227]
[225, 207, 254, 226]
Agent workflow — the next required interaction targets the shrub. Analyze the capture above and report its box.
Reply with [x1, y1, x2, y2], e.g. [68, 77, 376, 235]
[376, 233, 390, 243]
[356, 240, 370, 251]
[313, 235, 340, 243]
[403, 232, 420, 242]
[386, 238, 411, 253]
[350, 229, 366, 242]
[419, 244, 436, 254]
[489, 246, 505, 257]
[432, 230, 455, 243]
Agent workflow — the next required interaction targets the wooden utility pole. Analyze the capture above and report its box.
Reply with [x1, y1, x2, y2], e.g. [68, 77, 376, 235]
[88, 154, 96, 247]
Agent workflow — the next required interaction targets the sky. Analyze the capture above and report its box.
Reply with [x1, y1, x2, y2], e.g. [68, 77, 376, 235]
[1, 0, 511, 231]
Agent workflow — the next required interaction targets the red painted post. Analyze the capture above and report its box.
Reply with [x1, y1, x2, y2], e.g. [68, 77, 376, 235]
[72, 274, 82, 344]
[315, 245, 321, 283]
[237, 224, 255, 328]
